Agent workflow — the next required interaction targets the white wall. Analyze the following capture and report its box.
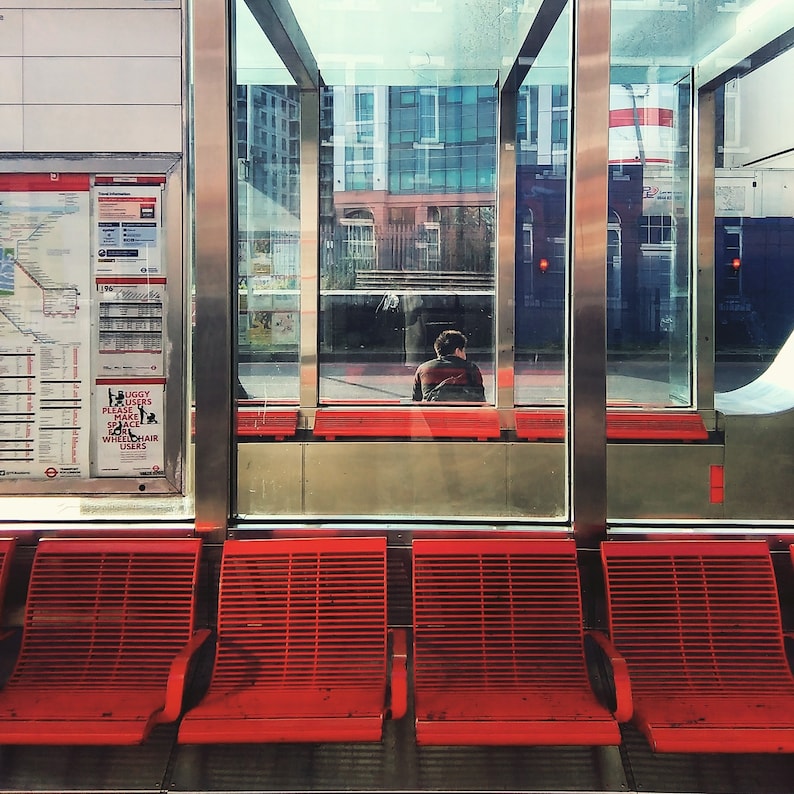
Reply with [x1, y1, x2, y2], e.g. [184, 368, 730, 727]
[0, 1, 183, 153]
[722, 47, 794, 170]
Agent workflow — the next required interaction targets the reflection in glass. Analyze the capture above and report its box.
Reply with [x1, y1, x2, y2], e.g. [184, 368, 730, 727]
[604, 64, 692, 406]
[319, 84, 496, 404]
[236, 84, 301, 402]
[714, 49, 794, 415]
[514, 76, 570, 405]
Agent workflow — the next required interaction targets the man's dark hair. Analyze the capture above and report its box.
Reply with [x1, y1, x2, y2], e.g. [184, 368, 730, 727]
[434, 329, 467, 356]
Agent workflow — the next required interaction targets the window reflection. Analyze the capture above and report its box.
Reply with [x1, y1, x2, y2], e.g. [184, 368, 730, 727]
[319, 84, 496, 404]
[515, 74, 691, 407]
[515, 78, 569, 405]
[714, 52, 794, 414]
[236, 85, 301, 402]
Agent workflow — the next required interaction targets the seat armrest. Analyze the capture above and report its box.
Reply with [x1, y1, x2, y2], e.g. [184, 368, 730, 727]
[158, 628, 213, 724]
[585, 629, 633, 722]
[388, 628, 408, 720]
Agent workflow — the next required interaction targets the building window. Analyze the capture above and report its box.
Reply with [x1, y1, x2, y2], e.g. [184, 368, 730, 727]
[419, 89, 439, 143]
[639, 215, 674, 245]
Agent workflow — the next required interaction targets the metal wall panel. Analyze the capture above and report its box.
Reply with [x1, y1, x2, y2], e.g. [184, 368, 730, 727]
[236, 440, 568, 520]
[237, 443, 304, 516]
[607, 444, 724, 519]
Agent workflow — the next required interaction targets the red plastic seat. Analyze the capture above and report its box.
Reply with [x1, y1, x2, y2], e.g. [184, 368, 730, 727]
[0, 537, 15, 612]
[0, 537, 208, 745]
[178, 536, 406, 743]
[514, 409, 708, 441]
[602, 539, 794, 753]
[313, 406, 501, 440]
[606, 411, 708, 440]
[236, 406, 298, 439]
[412, 537, 629, 746]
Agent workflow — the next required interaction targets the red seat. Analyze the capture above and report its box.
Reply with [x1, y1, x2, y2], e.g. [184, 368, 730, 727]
[0, 537, 15, 612]
[514, 409, 708, 441]
[602, 539, 794, 753]
[236, 406, 298, 439]
[178, 536, 406, 743]
[0, 537, 208, 745]
[412, 538, 629, 746]
[514, 409, 566, 440]
[313, 407, 501, 440]
[606, 411, 708, 440]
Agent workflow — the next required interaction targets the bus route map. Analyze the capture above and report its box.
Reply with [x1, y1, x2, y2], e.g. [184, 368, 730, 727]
[0, 174, 91, 479]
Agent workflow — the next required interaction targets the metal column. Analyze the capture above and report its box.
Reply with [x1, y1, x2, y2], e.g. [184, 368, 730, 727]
[570, 0, 610, 544]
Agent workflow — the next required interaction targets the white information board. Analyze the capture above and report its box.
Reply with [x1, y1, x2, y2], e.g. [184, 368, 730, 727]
[91, 175, 168, 479]
[94, 379, 165, 477]
[94, 182, 163, 275]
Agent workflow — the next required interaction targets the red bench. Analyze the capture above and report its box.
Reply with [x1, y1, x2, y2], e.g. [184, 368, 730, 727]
[192, 406, 299, 439]
[514, 410, 566, 440]
[411, 537, 629, 745]
[313, 407, 501, 441]
[602, 539, 794, 753]
[515, 409, 708, 441]
[0, 537, 208, 745]
[606, 411, 708, 440]
[178, 536, 407, 743]
[236, 406, 298, 439]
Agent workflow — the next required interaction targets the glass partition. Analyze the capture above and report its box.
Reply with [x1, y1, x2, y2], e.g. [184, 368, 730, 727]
[318, 83, 496, 403]
[606, 0, 789, 410]
[236, 83, 301, 403]
[713, 47, 794, 415]
[235, 1, 300, 404]
[514, 6, 570, 406]
[604, 73, 692, 406]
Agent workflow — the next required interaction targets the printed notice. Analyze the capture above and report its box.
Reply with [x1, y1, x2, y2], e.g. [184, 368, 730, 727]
[95, 277, 165, 377]
[0, 174, 91, 479]
[94, 186, 163, 275]
[95, 380, 164, 477]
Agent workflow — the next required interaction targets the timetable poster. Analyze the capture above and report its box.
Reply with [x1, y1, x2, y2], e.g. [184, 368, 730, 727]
[95, 277, 165, 377]
[94, 184, 163, 276]
[0, 174, 92, 480]
[94, 379, 165, 477]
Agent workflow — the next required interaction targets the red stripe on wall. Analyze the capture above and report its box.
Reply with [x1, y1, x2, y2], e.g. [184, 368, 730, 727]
[0, 173, 90, 192]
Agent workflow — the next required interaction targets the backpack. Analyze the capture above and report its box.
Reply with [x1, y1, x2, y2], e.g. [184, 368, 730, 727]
[425, 372, 482, 402]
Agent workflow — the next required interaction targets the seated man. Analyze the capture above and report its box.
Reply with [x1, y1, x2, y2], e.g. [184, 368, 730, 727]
[412, 329, 486, 402]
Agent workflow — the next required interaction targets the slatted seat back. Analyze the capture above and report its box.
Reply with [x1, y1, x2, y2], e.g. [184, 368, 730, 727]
[602, 540, 792, 694]
[413, 538, 588, 691]
[210, 536, 387, 692]
[10, 538, 201, 690]
[0, 538, 15, 614]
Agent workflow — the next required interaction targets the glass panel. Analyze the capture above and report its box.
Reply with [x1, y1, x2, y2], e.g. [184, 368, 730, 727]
[288, 1, 538, 87]
[236, 83, 301, 403]
[714, 49, 794, 414]
[234, 1, 300, 403]
[608, 30, 693, 406]
[318, 84, 496, 404]
[514, 7, 571, 406]
[607, 0, 794, 408]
